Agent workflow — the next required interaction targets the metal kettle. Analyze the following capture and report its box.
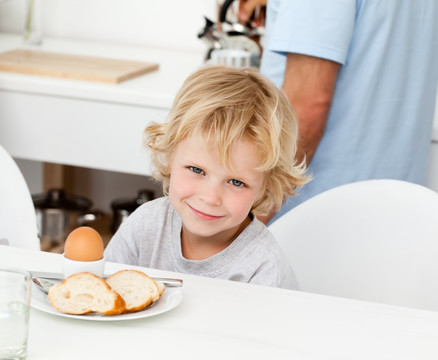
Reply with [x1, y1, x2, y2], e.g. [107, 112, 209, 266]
[198, 0, 265, 67]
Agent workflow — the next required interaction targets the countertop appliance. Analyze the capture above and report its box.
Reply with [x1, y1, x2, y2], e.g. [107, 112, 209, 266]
[198, 0, 265, 67]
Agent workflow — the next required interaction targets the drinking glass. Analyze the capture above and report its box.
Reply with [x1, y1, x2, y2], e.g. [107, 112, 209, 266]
[0, 268, 32, 360]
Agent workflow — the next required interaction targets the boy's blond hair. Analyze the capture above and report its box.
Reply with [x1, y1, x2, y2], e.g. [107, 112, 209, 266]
[144, 65, 310, 216]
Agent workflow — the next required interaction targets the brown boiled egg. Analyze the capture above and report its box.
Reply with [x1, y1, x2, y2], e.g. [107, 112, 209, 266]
[64, 226, 104, 261]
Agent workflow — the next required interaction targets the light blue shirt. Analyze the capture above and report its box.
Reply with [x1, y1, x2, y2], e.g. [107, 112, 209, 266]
[261, 0, 438, 222]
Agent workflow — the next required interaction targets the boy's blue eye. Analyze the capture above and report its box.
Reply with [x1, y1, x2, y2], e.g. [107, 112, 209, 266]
[189, 166, 204, 175]
[230, 179, 244, 187]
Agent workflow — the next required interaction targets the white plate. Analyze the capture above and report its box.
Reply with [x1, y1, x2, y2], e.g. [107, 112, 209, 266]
[31, 282, 183, 321]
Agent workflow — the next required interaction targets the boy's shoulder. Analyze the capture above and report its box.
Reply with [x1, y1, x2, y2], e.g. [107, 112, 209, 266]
[245, 218, 290, 260]
[238, 217, 277, 252]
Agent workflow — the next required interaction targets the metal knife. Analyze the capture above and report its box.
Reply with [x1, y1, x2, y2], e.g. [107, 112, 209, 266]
[30, 271, 183, 287]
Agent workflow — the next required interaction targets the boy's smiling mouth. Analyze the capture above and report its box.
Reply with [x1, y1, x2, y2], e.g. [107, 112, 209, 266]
[186, 203, 224, 221]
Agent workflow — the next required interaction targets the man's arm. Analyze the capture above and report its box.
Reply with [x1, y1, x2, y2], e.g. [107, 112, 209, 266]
[258, 54, 340, 225]
[282, 53, 341, 165]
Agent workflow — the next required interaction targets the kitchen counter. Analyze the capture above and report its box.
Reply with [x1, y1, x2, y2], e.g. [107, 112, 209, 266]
[0, 34, 205, 109]
[0, 33, 205, 175]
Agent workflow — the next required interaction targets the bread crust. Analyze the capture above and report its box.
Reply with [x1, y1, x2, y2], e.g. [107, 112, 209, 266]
[106, 270, 159, 313]
[48, 272, 126, 315]
[156, 280, 166, 297]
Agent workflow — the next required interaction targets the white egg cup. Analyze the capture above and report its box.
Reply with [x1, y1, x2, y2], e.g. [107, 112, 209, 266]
[62, 254, 106, 278]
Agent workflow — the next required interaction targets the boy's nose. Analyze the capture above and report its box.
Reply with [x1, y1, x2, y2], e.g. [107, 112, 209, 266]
[198, 181, 222, 206]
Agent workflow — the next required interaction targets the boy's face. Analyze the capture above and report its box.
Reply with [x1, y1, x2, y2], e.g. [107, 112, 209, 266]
[168, 132, 265, 248]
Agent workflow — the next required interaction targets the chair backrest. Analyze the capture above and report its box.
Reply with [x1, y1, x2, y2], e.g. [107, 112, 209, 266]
[268, 179, 438, 311]
[0, 145, 40, 251]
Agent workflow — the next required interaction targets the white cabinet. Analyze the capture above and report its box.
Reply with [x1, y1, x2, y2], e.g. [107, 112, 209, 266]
[0, 90, 166, 176]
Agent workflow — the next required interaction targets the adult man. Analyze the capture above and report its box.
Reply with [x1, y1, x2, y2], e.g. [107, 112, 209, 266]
[240, 0, 438, 224]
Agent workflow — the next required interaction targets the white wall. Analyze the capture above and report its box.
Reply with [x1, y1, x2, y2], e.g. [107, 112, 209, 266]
[0, 0, 217, 51]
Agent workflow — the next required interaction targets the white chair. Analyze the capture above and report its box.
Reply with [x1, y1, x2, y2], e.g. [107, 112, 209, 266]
[0, 145, 40, 250]
[269, 179, 438, 311]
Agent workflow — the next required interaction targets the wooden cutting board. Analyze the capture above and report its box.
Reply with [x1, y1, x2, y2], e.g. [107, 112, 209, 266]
[0, 49, 159, 84]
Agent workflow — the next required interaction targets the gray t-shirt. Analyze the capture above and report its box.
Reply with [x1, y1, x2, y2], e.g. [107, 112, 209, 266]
[105, 197, 297, 289]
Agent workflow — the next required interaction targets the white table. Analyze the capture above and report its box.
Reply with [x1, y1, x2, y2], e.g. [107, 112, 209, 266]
[2, 245, 438, 360]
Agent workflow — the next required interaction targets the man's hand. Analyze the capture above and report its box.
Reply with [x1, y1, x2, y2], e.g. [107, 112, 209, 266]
[238, 0, 267, 26]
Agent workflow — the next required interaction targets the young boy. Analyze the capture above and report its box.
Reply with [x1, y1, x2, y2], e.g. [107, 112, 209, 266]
[104, 65, 309, 289]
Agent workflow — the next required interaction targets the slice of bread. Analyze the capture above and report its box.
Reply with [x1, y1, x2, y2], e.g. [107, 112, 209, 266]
[156, 281, 166, 298]
[106, 270, 159, 313]
[48, 272, 126, 315]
